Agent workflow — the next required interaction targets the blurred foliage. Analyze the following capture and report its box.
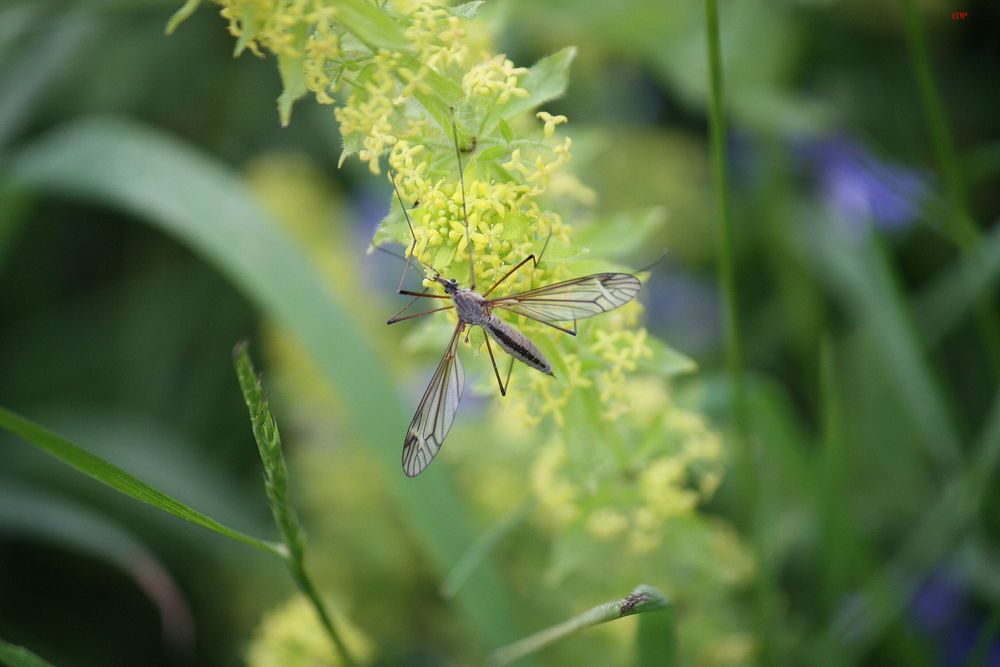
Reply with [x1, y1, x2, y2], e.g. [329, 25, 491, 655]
[1, 0, 999, 666]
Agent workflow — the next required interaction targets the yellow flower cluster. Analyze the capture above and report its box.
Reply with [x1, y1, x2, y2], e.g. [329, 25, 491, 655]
[388, 134, 574, 291]
[529, 384, 725, 555]
[462, 54, 529, 103]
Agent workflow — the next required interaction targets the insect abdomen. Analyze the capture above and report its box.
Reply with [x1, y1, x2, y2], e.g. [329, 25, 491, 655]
[485, 317, 554, 376]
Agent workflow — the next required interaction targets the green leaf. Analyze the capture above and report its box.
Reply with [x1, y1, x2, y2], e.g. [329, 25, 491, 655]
[336, 0, 408, 51]
[489, 585, 671, 666]
[9, 116, 523, 652]
[0, 639, 55, 667]
[0, 405, 282, 556]
[483, 47, 576, 136]
[917, 218, 1000, 346]
[641, 338, 698, 377]
[276, 25, 309, 127]
[498, 117, 513, 144]
[472, 144, 509, 164]
[232, 5, 259, 57]
[165, 0, 201, 35]
[574, 207, 668, 259]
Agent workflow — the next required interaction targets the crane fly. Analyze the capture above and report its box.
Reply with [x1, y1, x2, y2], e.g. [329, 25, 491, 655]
[382, 121, 642, 477]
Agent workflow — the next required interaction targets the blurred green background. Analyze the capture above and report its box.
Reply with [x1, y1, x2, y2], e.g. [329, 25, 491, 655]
[1, 0, 999, 665]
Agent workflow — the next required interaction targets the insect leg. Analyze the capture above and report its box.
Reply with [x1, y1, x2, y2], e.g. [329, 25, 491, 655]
[389, 169, 423, 295]
[481, 227, 554, 297]
[387, 304, 454, 325]
[484, 334, 515, 396]
[450, 111, 476, 291]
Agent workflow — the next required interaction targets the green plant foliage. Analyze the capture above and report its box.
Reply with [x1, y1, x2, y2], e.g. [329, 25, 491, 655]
[0, 406, 281, 555]
[3, 0, 999, 664]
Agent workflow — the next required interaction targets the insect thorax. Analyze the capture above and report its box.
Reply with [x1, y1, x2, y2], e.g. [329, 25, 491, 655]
[452, 289, 490, 325]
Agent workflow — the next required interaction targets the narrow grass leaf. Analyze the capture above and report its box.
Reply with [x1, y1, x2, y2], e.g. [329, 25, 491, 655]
[489, 585, 670, 666]
[0, 405, 282, 556]
[0, 639, 55, 667]
[165, 0, 202, 35]
[917, 217, 1000, 346]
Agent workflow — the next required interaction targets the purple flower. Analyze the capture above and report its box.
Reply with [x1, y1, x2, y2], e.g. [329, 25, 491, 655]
[910, 570, 1000, 667]
[796, 134, 928, 232]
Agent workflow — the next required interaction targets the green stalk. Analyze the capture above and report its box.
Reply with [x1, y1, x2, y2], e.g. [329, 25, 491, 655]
[233, 343, 356, 667]
[704, 0, 773, 661]
[489, 586, 672, 666]
[901, 0, 1000, 377]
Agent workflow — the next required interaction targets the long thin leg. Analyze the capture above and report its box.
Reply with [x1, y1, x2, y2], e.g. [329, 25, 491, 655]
[389, 169, 422, 294]
[483, 254, 538, 297]
[451, 114, 475, 290]
[482, 227, 554, 297]
[484, 335, 515, 396]
[399, 289, 448, 299]
[387, 304, 453, 325]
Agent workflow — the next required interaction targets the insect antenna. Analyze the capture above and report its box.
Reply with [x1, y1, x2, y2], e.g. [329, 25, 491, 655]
[450, 112, 476, 290]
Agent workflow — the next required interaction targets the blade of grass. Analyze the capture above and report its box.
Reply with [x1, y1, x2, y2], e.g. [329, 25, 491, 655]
[917, 217, 1000, 346]
[704, 0, 774, 660]
[0, 639, 55, 667]
[233, 342, 355, 667]
[8, 117, 521, 652]
[489, 585, 672, 666]
[0, 405, 283, 556]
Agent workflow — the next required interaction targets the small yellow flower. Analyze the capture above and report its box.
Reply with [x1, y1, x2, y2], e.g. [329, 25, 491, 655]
[536, 111, 568, 137]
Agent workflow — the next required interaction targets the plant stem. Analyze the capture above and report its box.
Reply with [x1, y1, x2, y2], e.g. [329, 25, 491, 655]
[288, 560, 356, 667]
[703, 0, 773, 661]
[233, 343, 357, 667]
[489, 586, 670, 666]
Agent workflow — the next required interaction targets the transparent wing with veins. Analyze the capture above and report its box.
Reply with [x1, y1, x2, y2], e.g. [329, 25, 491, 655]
[489, 272, 641, 326]
[401, 323, 466, 477]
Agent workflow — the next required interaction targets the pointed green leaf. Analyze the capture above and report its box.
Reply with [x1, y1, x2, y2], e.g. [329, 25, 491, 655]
[0, 639, 55, 667]
[165, 0, 201, 35]
[0, 406, 282, 556]
[498, 117, 513, 144]
[277, 25, 309, 127]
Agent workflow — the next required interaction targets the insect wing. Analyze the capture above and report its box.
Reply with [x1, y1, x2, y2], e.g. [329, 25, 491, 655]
[402, 323, 466, 477]
[490, 272, 640, 324]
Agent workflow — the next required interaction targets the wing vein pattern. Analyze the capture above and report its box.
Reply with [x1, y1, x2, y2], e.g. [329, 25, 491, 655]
[402, 323, 466, 477]
[490, 272, 640, 324]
